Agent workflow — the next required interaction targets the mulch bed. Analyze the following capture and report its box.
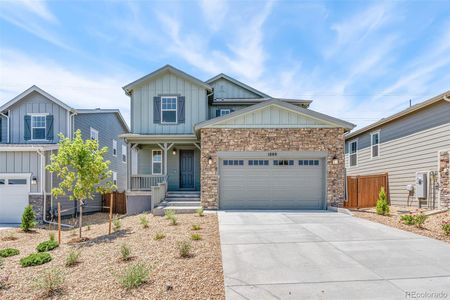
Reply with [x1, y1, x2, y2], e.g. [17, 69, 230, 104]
[0, 213, 225, 299]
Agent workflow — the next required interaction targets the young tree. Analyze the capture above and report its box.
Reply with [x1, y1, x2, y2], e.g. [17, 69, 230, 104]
[47, 130, 115, 238]
[20, 205, 36, 232]
[375, 186, 390, 216]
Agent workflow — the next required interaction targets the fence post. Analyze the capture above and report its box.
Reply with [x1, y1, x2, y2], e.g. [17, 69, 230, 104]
[58, 202, 61, 244]
[108, 193, 113, 234]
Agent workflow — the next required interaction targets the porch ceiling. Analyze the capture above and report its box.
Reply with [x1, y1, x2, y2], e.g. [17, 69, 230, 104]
[120, 133, 198, 144]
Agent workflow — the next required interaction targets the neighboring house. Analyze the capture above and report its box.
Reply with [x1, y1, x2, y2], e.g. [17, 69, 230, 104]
[121, 65, 355, 212]
[345, 91, 450, 209]
[0, 86, 129, 223]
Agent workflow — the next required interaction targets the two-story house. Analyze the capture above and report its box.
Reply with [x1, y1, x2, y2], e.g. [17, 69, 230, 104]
[345, 91, 450, 209]
[0, 85, 129, 223]
[121, 65, 355, 213]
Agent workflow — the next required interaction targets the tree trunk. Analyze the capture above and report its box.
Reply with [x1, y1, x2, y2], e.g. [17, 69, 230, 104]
[79, 201, 83, 238]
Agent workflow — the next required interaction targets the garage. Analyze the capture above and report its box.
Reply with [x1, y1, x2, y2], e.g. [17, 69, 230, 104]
[219, 156, 325, 210]
[0, 174, 30, 223]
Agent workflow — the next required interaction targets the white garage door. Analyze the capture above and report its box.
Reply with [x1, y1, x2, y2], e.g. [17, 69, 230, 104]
[219, 157, 325, 210]
[0, 174, 30, 223]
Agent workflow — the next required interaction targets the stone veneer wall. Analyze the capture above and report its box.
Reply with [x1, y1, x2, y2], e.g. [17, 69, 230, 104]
[200, 128, 346, 209]
[439, 151, 450, 208]
[29, 195, 44, 222]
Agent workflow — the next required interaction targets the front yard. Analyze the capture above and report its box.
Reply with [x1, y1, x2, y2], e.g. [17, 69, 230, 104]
[0, 212, 225, 299]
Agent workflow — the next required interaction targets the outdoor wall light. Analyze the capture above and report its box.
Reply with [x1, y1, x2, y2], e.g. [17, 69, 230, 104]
[332, 155, 339, 165]
[31, 176, 37, 185]
[208, 156, 213, 165]
[172, 148, 177, 155]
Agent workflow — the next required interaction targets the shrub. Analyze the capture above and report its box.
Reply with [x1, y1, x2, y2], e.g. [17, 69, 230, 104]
[112, 215, 121, 232]
[139, 214, 149, 229]
[442, 221, 450, 236]
[118, 263, 150, 290]
[165, 209, 177, 225]
[65, 250, 80, 267]
[49, 232, 56, 241]
[196, 207, 204, 217]
[191, 234, 202, 241]
[33, 268, 64, 296]
[0, 248, 20, 258]
[414, 214, 427, 228]
[375, 187, 389, 216]
[401, 215, 415, 225]
[120, 244, 132, 261]
[178, 240, 192, 258]
[20, 252, 52, 267]
[154, 232, 165, 241]
[37, 240, 59, 252]
[20, 205, 36, 232]
[192, 224, 201, 231]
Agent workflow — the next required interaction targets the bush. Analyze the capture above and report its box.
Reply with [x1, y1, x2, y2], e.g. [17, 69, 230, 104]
[20, 252, 52, 267]
[178, 240, 192, 258]
[401, 215, 415, 225]
[139, 214, 149, 229]
[37, 240, 59, 252]
[33, 268, 64, 296]
[442, 221, 450, 236]
[414, 214, 427, 228]
[118, 263, 150, 290]
[192, 224, 201, 231]
[191, 234, 202, 241]
[196, 207, 204, 217]
[65, 250, 80, 267]
[0, 248, 20, 258]
[112, 215, 121, 232]
[154, 232, 165, 241]
[165, 209, 177, 225]
[20, 205, 36, 232]
[120, 244, 132, 261]
[375, 187, 389, 216]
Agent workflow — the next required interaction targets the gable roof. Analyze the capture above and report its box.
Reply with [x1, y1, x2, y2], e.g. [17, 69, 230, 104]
[345, 90, 450, 139]
[0, 85, 75, 112]
[76, 109, 130, 133]
[123, 64, 212, 95]
[194, 99, 355, 133]
[206, 73, 270, 98]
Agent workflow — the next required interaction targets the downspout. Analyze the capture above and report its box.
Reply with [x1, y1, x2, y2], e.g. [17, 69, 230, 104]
[0, 110, 10, 143]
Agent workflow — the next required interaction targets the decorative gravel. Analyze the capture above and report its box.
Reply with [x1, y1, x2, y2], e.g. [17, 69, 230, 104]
[0, 213, 225, 299]
[352, 207, 450, 243]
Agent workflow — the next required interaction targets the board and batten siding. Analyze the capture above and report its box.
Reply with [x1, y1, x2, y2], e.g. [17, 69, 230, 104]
[346, 123, 450, 206]
[131, 72, 208, 134]
[6, 91, 69, 144]
[208, 105, 248, 119]
[0, 151, 42, 193]
[209, 78, 262, 99]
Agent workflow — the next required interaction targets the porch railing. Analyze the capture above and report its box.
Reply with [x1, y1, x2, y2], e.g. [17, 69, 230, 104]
[131, 175, 167, 191]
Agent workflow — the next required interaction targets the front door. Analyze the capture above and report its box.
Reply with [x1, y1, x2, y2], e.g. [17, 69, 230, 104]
[180, 150, 195, 189]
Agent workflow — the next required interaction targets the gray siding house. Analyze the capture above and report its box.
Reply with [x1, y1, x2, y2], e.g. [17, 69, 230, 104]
[345, 91, 450, 209]
[121, 65, 355, 213]
[0, 86, 129, 223]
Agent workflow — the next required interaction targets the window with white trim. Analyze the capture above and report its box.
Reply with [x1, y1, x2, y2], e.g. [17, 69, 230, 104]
[152, 150, 162, 174]
[161, 96, 177, 123]
[220, 109, 231, 116]
[90, 127, 98, 141]
[31, 115, 46, 140]
[371, 131, 380, 158]
[112, 171, 117, 186]
[122, 145, 127, 163]
[349, 140, 358, 167]
[112, 140, 117, 156]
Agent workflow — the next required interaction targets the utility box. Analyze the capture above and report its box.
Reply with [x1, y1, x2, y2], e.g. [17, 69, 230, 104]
[415, 172, 427, 198]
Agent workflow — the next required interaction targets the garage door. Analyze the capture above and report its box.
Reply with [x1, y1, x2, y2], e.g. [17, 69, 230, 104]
[219, 157, 325, 210]
[0, 174, 30, 223]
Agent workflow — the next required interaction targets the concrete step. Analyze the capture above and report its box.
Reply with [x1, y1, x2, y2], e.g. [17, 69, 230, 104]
[165, 197, 200, 202]
[166, 193, 200, 197]
[160, 201, 201, 207]
[153, 205, 201, 216]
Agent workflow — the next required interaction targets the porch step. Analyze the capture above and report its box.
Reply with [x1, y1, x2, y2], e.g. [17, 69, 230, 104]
[165, 197, 200, 202]
[153, 191, 201, 216]
[160, 201, 200, 207]
[167, 192, 200, 197]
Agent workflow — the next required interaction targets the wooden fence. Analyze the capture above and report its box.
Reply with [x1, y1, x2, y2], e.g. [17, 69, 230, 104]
[102, 191, 127, 214]
[345, 173, 389, 208]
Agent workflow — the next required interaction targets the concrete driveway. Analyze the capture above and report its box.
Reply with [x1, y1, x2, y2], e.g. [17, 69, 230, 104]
[218, 211, 450, 300]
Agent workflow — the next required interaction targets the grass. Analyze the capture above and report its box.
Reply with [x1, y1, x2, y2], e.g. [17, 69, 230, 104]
[117, 263, 150, 290]
[154, 232, 166, 241]
[192, 224, 201, 231]
[112, 215, 121, 232]
[120, 244, 132, 261]
[65, 250, 81, 267]
[139, 214, 149, 229]
[0, 248, 20, 258]
[20, 252, 52, 267]
[196, 207, 204, 217]
[191, 233, 202, 241]
[33, 268, 64, 296]
[178, 240, 192, 258]
[165, 209, 177, 225]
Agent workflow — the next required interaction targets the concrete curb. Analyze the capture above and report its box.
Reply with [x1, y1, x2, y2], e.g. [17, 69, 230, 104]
[328, 206, 353, 216]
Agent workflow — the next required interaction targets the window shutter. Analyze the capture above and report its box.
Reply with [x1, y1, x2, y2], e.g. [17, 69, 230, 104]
[0, 118, 2, 142]
[24, 115, 31, 141]
[216, 109, 220, 117]
[46, 115, 54, 140]
[153, 96, 161, 124]
[177, 96, 185, 123]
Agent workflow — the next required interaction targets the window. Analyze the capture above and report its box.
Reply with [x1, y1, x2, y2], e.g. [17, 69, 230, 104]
[112, 171, 117, 186]
[122, 145, 127, 163]
[31, 115, 46, 140]
[274, 160, 294, 166]
[223, 160, 244, 166]
[349, 140, 358, 167]
[8, 179, 27, 185]
[248, 160, 269, 166]
[0, 179, 5, 184]
[371, 131, 380, 158]
[220, 109, 231, 116]
[112, 140, 117, 156]
[90, 128, 99, 141]
[161, 96, 177, 123]
[152, 150, 162, 174]
[299, 160, 320, 166]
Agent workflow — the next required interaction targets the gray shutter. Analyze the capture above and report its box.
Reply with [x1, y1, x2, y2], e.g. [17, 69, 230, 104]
[177, 96, 185, 123]
[153, 96, 161, 124]
[46, 115, 54, 140]
[216, 109, 220, 117]
[24, 115, 31, 141]
[0, 118, 2, 142]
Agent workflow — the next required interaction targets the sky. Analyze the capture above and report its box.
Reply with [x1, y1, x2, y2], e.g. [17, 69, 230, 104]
[0, 0, 449, 130]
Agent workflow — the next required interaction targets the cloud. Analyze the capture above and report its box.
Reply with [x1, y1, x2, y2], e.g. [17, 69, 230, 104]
[14, 0, 58, 23]
[199, 0, 228, 31]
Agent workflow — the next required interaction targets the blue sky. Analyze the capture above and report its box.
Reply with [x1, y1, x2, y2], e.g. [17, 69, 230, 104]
[1, 0, 449, 129]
